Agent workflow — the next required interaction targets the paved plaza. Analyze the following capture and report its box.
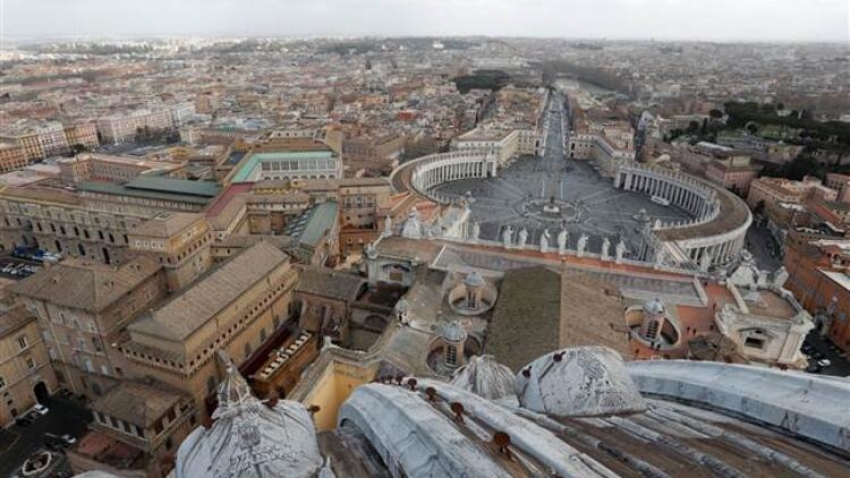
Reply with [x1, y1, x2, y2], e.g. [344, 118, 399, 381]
[434, 105, 692, 256]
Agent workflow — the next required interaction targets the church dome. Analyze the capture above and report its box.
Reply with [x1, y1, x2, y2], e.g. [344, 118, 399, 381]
[441, 321, 468, 343]
[450, 355, 516, 400]
[516, 346, 647, 417]
[643, 297, 665, 316]
[176, 356, 324, 478]
[464, 270, 485, 288]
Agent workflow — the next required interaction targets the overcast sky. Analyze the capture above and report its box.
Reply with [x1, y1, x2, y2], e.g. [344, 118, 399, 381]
[2, 0, 848, 43]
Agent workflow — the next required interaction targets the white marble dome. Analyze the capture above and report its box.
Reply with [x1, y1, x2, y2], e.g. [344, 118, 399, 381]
[441, 321, 468, 343]
[449, 354, 516, 400]
[175, 358, 325, 478]
[516, 346, 647, 417]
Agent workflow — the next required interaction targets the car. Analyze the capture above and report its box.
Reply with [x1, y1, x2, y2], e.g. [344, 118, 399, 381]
[817, 359, 832, 368]
[60, 434, 77, 445]
[33, 403, 49, 415]
[806, 363, 823, 373]
[810, 350, 825, 360]
[15, 416, 33, 427]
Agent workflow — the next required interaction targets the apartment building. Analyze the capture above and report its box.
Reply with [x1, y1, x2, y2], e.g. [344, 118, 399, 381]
[63, 122, 100, 150]
[704, 156, 762, 195]
[0, 121, 69, 161]
[747, 176, 838, 210]
[9, 257, 168, 398]
[0, 142, 28, 172]
[0, 306, 59, 426]
[97, 109, 175, 144]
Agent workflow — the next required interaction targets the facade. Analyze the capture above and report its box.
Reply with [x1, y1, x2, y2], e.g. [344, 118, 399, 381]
[704, 155, 761, 195]
[58, 154, 186, 184]
[120, 242, 298, 412]
[0, 121, 69, 161]
[338, 178, 392, 256]
[97, 109, 175, 145]
[64, 122, 100, 150]
[9, 257, 168, 398]
[747, 176, 838, 210]
[126, 212, 214, 291]
[0, 142, 28, 172]
[0, 306, 58, 426]
[568, 121, 636, 176]
[230, 149, 343, 183]
[784, 239, 850, 352]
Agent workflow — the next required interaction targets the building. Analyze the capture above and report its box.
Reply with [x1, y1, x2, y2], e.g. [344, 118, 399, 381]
[119, 242, 298, 412]
[64, 122, 100, 150]
[78, 177, 221, 214]
[9, 257, 168, 398]
[0, 306, 58, 426]
[97, 109, 175, 145]
[747, 176, 837, 210]
[58, 154, 186, 184]
[337, 177, 392, 256]
[126, 212, 214, 292]
[0, 121, 70, 161]
[68, 380, 194, 478]
[228, 147, 343, 183]
[0, 142, 28, 172]
[704, 155, 761, 195]
[568, 120, 636, 176]
[784, 238, 850, 352]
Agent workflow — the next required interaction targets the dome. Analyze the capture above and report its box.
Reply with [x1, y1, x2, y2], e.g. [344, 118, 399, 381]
[441, 321, 468, 343]
[464, 270, 485, 288]
[394, 298, 410, 315]
[643, 297, 665, 316]
[516, 346, 647, 417]
[176, 355, 323, 478]
[450, 355, 516, 400]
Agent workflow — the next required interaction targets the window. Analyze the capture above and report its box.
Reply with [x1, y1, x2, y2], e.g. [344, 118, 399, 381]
[744, 337, 765, 349]
[26, 357, 36, 369]
[0, 376, 5, 388]
[17, 336, 28, 349]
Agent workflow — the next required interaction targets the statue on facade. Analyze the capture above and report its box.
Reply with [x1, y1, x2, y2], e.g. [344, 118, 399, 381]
[601, 237, 611, 260]
[577, 234, 589, 257]
[364, 241, 377, 260]
[383, 215, 392, 237]
[615, 240, 627, 263]
[470, 221, 481, 242]
[557, 228, 568, 255]
[540, 229, 550, 253]
[502, 226, 513, 249]
[653, 248, 666, 268]
[518, 228, 528, 249]
[700, 250, 712, 272]
[653, 218, 662, 230]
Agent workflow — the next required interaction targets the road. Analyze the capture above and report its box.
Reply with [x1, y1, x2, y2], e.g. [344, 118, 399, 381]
[0, 396, 92, 477]
[745, 223, 783, 271]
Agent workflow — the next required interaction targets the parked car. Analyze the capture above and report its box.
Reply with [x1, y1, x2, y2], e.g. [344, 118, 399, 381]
[806, 362, 823, 374]
[810, 350, 825, 360]
[817, 359, 832, 368]
[15, 416, 33, 427]
[33, 403, 49, 415]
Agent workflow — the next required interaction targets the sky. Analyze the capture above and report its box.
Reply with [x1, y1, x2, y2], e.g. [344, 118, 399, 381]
[1, 0, 848, 43]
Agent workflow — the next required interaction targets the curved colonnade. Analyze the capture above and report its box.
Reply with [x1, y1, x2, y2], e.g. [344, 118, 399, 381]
[615, 164, 752, 266]
[391, 153, 751, 268]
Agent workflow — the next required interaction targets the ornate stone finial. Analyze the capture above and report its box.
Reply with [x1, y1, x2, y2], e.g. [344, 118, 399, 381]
[470, 221, 481, 242]
[601, 237, 611, 260]
[364, 241, 377, 259]
[383, 215, 393, 237]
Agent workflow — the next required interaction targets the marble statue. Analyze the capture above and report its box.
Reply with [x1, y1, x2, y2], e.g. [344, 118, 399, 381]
[699, 250, 712, 272]
[502, 226, 513, 249]
[772, 266, 789, 289]
[518, 228, 528, 249]
[557, 228, 568, 255]
[577, 234, 588, 257]
[653, 248, 665, 268]
[615, 240, 626, 263]
[540, 229, 550, 253]
[471, 221, 480, 242]
[383, 215, 392, 236]
[364, 242, 377, 259]
[601, 237, 611, 260]
[653, 218, 662, 230]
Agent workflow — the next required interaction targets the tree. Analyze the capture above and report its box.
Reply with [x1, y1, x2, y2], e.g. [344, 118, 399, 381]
[776, 102, 785, 111]
[71, 144, 87, 155]
[709, 109, 724, 119]
[687, 120, 700, 134]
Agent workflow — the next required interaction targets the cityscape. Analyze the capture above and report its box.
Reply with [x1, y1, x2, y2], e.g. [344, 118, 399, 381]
[0, 1, 848, 477]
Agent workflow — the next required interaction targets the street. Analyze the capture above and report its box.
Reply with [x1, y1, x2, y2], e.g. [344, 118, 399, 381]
[0, 395, 92, 477]
[745, 222, 783, 271]
[803, 331, 850, 378]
